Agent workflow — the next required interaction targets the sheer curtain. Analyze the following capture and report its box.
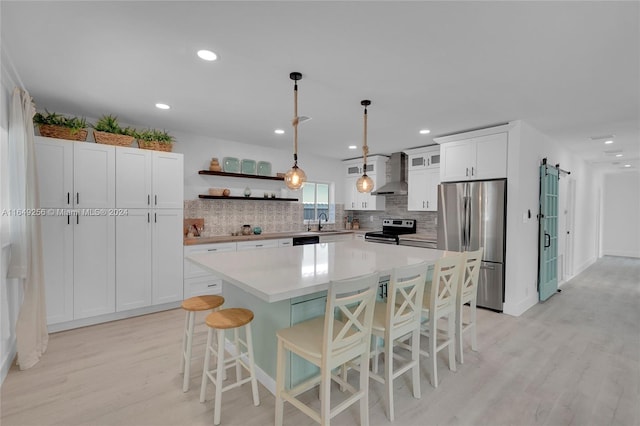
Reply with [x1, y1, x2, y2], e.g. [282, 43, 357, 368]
[8, 87, 48, 369]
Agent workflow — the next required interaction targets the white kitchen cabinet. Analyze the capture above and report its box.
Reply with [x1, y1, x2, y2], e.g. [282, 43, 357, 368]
[343, 156, 387, 211]
[440, 132, 507, 182]
[116, 210, 152, 311]
[116, 148, 183, 209]
[35, 136, 115, 208]
[278, 238, 293, 247]
[73, 214, 116, 320]
[41, 214, 74, 324]
[152, 209, 184, 304]
[407, 146, 440, 170]
[408, 167, 440, 211]
[184, 242, 237, 298]
[236, 239, 279, 251]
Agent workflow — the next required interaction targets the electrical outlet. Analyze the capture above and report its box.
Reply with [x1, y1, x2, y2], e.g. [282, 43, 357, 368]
[370, 215, 374, 222]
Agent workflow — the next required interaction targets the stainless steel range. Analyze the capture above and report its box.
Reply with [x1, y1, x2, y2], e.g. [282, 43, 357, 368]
[364, 219, 417, 244]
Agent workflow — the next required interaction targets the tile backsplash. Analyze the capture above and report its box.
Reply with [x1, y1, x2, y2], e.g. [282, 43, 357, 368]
[184, 199, 345, 237]
[347, 194, 438, 235]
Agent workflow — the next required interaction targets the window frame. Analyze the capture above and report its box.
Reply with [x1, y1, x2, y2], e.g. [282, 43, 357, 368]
[302, 181, 335, 225]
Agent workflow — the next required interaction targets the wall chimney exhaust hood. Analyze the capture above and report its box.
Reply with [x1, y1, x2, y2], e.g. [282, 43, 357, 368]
[372, 152, 407, 195]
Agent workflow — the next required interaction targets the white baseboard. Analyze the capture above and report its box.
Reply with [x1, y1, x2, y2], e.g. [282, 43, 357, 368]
[503, 293, 538, 317]
[573, 256, 597, 278]
[603, 250, 640, 259]
[48, 302, 181, 333]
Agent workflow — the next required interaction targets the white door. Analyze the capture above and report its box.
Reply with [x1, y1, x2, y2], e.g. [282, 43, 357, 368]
[152, 152, 184, 209]
[73, 143, 115, 208]
[424, 168, 440, 211]
[35, 137, 73, 208]
[116, 147, 152, 208]
[152, 209, 184, 304]
[116, 210, 152, 311]
[73, 214, 116, 319]
[41, 213, 74, 324]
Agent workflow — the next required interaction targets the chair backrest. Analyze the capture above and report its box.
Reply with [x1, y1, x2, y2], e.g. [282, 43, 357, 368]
[458, 248, 483, 305]
[387, 261, 429, 337]
[426, 253, 462, 317]
[322, 272, 379, 367]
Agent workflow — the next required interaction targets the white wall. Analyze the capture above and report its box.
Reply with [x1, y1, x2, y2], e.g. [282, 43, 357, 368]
[171, 130, 343, 202]
[503, 121, 602, 316]
[602, 172, 640, 258]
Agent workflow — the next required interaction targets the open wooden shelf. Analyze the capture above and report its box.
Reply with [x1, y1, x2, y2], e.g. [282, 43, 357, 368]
[198, 195, 298, 202]
[199, 170, 284, 181]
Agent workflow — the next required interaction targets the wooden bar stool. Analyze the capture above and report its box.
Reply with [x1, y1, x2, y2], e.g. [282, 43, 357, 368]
[180, 295, 224, 392]
[200, 308, 260, 425]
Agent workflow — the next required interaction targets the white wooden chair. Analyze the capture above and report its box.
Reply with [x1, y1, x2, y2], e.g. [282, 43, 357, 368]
[275, 272, 379, 426]
[367, 261, 428, 421]
[456, 248, 483, 364]
[420, 253, 462, 387]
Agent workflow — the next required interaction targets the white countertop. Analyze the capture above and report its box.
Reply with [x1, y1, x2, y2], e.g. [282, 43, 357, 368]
[187, 240, 445, 303]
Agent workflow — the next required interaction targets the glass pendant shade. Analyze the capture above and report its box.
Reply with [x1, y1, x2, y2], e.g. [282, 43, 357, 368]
[356, 173, 374, 193]
[284, 165, 306, 190]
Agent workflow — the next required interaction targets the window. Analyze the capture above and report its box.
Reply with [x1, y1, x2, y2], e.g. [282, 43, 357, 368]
[302, 182, 334, 223]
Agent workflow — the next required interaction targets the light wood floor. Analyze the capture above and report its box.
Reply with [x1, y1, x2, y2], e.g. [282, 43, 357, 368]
[2, 256, 639, 426]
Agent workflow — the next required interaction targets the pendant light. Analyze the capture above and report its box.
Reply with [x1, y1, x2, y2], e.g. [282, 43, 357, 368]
[356, 100, 374, 193]
[284, 72, 307, 190]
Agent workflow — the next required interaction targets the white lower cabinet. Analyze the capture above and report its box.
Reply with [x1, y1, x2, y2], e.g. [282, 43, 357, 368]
[73, 214, 116, 320]
[278, 238, 293, 247]
[41, 214, 74, 325]
[236, 239, 279, 251]
[116, 210, 152, 311]
[152, 209, 184, 304]
[184, 242, 237, 298]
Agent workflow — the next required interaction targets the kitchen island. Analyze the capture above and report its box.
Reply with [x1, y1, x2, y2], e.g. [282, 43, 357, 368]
[187, 239, 444, 394]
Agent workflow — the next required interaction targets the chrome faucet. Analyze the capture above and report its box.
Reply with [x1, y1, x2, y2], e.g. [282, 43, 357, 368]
[318, 212, 328, 231]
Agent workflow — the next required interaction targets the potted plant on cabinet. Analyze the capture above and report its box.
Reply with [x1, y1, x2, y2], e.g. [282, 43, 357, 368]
[33, 110, 88, 141]
[92, 114, 136, 147]
[136, 128, 175, 152]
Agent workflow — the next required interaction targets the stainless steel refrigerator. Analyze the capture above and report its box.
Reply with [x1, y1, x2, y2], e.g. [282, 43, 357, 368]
[437, 179, 506, 311]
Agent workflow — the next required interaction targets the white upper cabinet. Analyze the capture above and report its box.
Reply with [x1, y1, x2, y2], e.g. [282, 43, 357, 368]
[73, 142, 115, 208]
[406, 146, 441, 212]
[152, 152, 184, 209]
[35, 137, 115, 208]
[116, 147, 153, 208]
[440, 132, 507, 182]
[407, 146, 440, 170]
[343, 155, 387, 211]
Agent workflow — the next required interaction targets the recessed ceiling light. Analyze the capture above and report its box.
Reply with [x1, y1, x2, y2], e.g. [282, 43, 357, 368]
[616, 154, 623, 157]
[624, 164, 631, 167]
[419, 129, 431, 135]
[155, 103, 170, 110]
[197, 50, 218, 61]
[274, 129, 285, 134]
[604, 140, 614, 144]
[348, 145, 357, 150]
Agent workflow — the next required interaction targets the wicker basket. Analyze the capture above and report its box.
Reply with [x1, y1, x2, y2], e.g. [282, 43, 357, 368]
[93, 130, 135, 147]
[137, 140, 173, 152]
[38, 124, 88, 141]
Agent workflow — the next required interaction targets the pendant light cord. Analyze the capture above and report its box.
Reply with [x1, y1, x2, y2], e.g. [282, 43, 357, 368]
[362, 104, 368, 170]
[292, 81, 299, 163]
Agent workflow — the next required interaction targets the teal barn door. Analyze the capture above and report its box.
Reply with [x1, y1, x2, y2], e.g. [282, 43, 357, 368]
[539, 164, 559, 301]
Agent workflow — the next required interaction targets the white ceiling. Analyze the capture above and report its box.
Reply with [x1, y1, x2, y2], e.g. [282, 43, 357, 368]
[2, 1, 638, 172]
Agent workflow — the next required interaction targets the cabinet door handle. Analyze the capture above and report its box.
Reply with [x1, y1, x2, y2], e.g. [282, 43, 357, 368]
[154, 212, 157, 223]
[426, 201, 429, 208]
[207, 284, 217, 288]
[255, 244, 263, 248]
[67, 192, 70, 205]
[471, 166, 475, 176]
[423, 201, 425, 208]
[466, 168, 469, 177]
[423, 158, 426, 166]
[76, 215, 79, 225]
[154, 195, 157, 206]
[67, 215, 70, 225]
[148, 194, 150, 206]
[147, 212, 150, 223]
[427, 158, 430, 166]
[76, 192, 79, 204]
[208, 248, 218, 252]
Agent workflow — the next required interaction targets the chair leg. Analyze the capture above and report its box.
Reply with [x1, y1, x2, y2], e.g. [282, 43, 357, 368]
[411, 329, 421, 399]
[214, 329, 225, 426]
[359, 352, 370, 426]
[447, 313, 456, 373]
[180, 311, 189, 374]
[200, 327, 214, 403]
[384, 336, 394, 421]
[183, 311, 196, 392]
[470, 299, 478, 351]
[456, 304, 464, 364]
[341, 363, 348, 392]
[429, 322, 438, 388]
[245, 323, 260, 406]
[275, 338, 285, 426]
[320, 360, 331, 426]
[234, 328, 242, 381]
[372, 336, 380, 374]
